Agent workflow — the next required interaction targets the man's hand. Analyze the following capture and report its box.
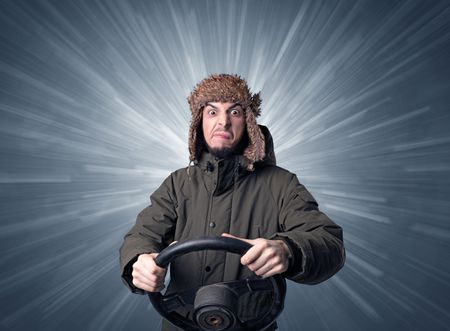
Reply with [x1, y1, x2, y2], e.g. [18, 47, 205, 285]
[132, 253, 167, 292]
[222, 233, 291, 278]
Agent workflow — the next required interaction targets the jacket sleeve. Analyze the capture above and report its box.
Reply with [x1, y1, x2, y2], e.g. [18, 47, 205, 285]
[119, 174, 177, 293]
[271, 174, 345, 284]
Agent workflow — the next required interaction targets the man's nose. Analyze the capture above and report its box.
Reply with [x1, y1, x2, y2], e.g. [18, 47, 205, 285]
[218, 112, 231, 127]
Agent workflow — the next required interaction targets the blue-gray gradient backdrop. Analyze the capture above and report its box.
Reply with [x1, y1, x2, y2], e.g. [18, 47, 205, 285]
[1, 0, 450, 330]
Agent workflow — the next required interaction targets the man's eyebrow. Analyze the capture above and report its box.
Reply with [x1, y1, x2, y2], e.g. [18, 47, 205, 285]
[205, 102, 242, 110]
[226, 103, 241, 110]
[205, 102, 217, 109]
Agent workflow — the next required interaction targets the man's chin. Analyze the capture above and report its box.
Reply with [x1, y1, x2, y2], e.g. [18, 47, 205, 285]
[207, 146, 236, 159]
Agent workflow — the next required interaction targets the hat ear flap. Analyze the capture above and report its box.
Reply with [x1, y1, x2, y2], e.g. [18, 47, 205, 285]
[243, 108, 265, 170]
[189, 110, 203, 161]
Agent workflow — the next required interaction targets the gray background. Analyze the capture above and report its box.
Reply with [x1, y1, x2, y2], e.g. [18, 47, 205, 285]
[1, 0, 449, 330]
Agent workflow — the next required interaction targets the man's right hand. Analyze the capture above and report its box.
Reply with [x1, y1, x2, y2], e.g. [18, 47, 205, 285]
[132, 253, 167, 292]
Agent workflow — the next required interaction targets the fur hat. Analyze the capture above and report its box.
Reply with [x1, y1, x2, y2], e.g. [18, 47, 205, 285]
[187, 74, 265, 171]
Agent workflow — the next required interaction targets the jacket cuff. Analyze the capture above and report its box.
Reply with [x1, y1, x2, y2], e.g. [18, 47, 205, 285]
[121, 254, 146, 295]
[272, 235, 303, 278]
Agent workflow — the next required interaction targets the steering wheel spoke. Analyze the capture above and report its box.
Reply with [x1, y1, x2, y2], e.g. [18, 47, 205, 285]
[220, 277, 276, 296]
[158, 287, 198, 312]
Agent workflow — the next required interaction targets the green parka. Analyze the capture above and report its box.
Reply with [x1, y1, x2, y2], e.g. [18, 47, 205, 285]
[120, 126, 345, 330]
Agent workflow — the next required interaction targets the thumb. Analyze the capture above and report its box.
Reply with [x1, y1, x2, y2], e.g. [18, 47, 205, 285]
[221, 233, 254, 244]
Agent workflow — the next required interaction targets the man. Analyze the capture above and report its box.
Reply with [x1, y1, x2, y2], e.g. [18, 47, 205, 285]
[120, 74, 345, 330]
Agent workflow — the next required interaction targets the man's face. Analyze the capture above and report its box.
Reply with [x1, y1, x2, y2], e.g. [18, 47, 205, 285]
[202, 102, 246, 154]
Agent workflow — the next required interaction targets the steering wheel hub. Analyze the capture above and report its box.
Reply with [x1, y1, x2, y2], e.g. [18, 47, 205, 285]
[194, 284, 238, 330]
[196, 306, 234, 330]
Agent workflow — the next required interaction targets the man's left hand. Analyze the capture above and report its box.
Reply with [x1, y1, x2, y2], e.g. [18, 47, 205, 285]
[221, 233, 291, 278]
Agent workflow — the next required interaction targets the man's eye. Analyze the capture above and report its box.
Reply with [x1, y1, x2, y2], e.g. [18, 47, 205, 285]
[230, 109, 241, 116]
[208, 110, 216, 115]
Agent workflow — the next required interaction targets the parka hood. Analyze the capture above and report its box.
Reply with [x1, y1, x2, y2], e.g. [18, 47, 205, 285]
[187, 74, 266, 171]
[258, 125, 276, 166]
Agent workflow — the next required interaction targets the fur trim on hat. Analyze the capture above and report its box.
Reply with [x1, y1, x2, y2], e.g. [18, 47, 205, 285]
[187, 74, 265, 171]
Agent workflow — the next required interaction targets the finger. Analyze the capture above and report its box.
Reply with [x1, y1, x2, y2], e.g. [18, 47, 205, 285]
[256, 253, 288, 278]
[132, 268, 165, 285]
[134, 256, 166, 278]
[142, 254, 167, 275]
[133, 278, 165, 292]
[260, 264, 287, 278]
[147, 253, 168, 275]
[150, 262, 167, 276]
[251, 244, 281, 268]
[135, 262, 165, 278]
[252, 260, 276, 277]
[247, 255, 268, 272]
[241, 245, 264, 265]
[132, 271, 165, 289]
[248, 250, 276, 274]
[138, 280, 165, 291]
[135, 272, 165, 286]
[221, 233, 255, 245]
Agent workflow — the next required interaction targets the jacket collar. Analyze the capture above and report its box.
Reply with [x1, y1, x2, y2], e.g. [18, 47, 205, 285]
[194, 152, 245, 194]
[196, 151, 248, 172]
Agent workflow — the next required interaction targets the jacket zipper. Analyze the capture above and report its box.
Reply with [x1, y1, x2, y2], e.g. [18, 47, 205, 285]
[201, 161, 217, 285]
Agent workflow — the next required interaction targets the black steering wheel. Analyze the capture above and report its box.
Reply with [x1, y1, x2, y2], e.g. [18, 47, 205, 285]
[147, 236, 286, 331]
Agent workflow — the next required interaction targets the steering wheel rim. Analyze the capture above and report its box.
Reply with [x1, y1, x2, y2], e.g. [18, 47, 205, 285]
[147, 236, 286, 331]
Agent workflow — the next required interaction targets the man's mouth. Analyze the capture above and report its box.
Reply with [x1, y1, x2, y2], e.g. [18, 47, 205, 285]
[213, 131, 232, 139]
